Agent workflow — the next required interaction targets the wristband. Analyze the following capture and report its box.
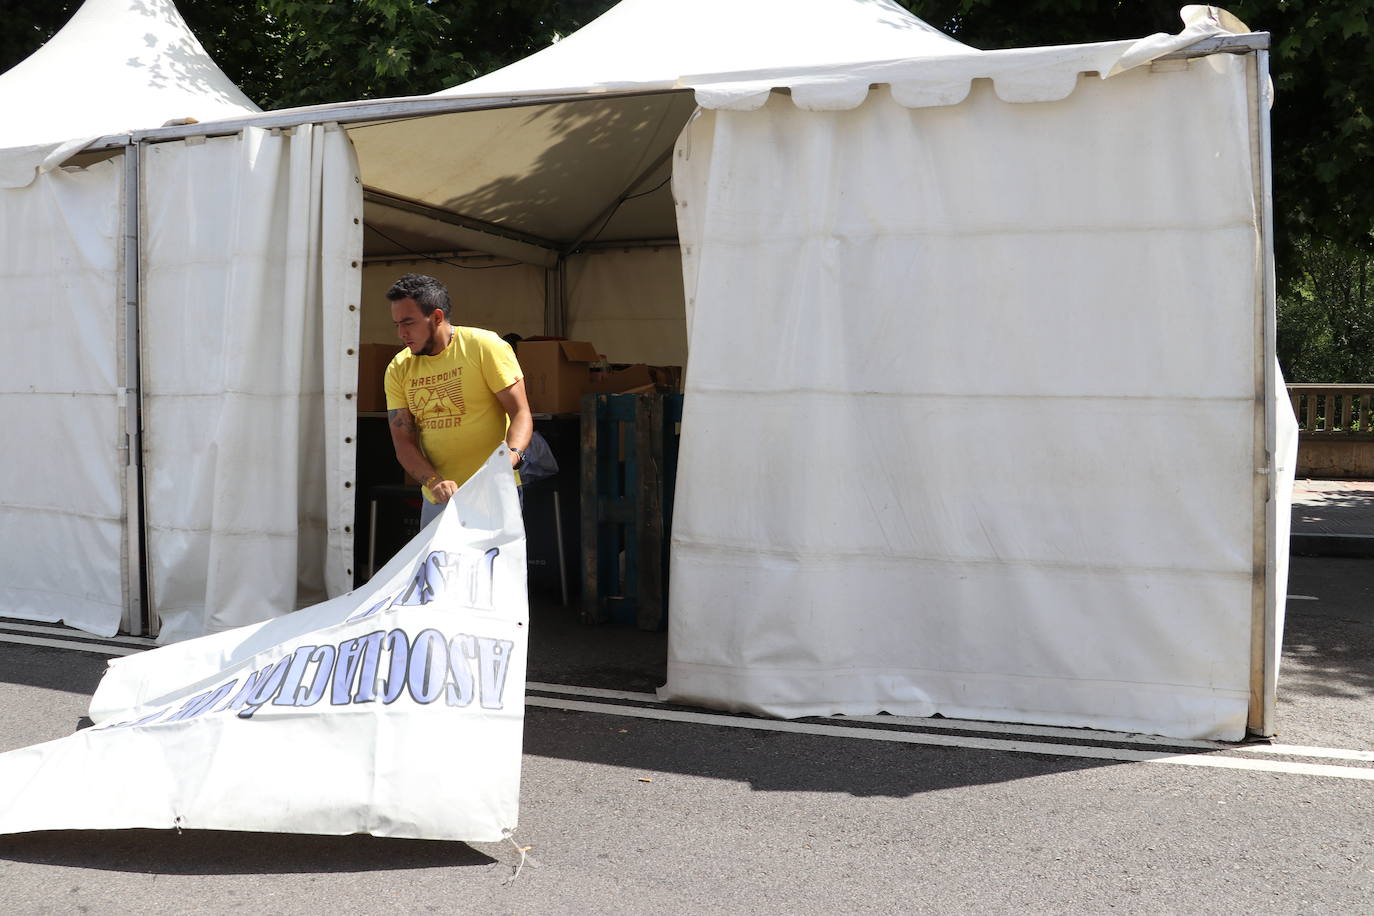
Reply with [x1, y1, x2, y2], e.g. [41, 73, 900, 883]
[424, 474, 442, 490]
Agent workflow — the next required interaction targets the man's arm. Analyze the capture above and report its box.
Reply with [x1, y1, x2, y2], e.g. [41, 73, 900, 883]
[388, 406, 455, 500]
[494, 378, 533, 468]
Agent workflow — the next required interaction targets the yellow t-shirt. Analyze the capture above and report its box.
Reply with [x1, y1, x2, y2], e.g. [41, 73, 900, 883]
[383, 326, 523, 502]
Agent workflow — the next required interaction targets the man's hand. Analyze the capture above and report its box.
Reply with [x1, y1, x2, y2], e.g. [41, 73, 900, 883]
[429, 478, 459, 503]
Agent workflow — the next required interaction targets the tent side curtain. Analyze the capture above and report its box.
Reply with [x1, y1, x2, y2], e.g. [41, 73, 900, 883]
[0, 158, 127, 636]
[141, 126, 362, 644]
[663, 55, 1268, 741]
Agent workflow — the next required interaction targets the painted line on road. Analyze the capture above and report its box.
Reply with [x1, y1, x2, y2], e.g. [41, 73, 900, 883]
[527, 682, 1374, 762]
[526, 691, 1374, 778]
[0, 632, 142, 657]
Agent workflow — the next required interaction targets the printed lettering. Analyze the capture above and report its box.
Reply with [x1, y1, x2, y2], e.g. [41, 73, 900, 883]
[407, 629, 449, 704]
[379, 628, 409, 704]
[351, 631, 387, 704]
[271, 646, 320, 708]
[476, 637, 515, 710]
[97, 707, 170, 731]
[445, 634, 477, 707]
[295, 644, 337, 707]
[397, 551, 446, 607]
[346, 592, 394, 623]
[331, 637, 366, 705]
[236, 656, 295, 719]
[166, 681, 237, 723]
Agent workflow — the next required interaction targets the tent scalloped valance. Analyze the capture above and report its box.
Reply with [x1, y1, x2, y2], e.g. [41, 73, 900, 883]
[685, 12, 1252, 113]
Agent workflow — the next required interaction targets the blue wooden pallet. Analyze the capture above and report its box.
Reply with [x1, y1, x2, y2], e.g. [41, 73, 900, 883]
[580, 392, 683, 629]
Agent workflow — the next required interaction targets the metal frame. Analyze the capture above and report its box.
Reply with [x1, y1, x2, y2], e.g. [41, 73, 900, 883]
[118, 141, 152, 636]
[1252, 46, 1279, 736]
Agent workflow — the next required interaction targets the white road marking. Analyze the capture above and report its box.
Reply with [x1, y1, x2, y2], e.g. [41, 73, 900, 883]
[526, 687, 1374, 776]
[527, 682, 1374, 761]
[1288, 595, 1319, 601]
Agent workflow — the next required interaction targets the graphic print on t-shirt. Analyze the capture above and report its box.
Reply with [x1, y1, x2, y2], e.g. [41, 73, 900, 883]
[410, 366, 467, 430]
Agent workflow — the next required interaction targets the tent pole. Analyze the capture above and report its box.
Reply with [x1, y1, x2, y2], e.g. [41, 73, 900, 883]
[120, 141, 150, 638]
[1255, 47, 1279, 737]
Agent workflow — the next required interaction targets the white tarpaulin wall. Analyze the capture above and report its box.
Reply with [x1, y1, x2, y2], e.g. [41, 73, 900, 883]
[566, 247, 688, 366]
[0, 159, 128, 636]
[0, 448, 526, 841]
[141, 125, 361, 643]
[359, 260, 546, 346]
[663, 54, 1281, 740]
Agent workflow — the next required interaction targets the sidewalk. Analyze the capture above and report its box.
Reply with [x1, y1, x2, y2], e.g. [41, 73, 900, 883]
[1290, 478, 1374, 556]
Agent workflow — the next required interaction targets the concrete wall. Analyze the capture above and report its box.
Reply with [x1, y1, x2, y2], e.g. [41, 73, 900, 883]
[1296, 436, 1374, 479]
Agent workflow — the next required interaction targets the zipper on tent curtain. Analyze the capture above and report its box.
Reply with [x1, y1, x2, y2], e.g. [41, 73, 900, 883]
[120, 140, 152, 637]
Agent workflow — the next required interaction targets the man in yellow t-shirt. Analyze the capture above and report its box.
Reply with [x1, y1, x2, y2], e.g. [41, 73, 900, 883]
[382, 273, 532, 527]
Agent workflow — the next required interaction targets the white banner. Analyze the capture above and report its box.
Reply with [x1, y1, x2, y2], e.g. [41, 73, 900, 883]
[0, 448, 526, 842]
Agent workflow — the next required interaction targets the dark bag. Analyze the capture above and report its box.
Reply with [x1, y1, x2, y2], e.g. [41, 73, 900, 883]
[519, 431, 559, 484]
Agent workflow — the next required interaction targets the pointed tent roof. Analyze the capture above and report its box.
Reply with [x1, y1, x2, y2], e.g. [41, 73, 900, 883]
[0, 0, 259, 154]
[437, 0, 972, 99]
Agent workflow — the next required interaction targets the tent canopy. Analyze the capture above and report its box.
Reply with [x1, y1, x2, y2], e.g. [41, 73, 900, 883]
[0, 0, 259, 185]
[437, 0, 970, 98]
[352, 1, 1240, 255]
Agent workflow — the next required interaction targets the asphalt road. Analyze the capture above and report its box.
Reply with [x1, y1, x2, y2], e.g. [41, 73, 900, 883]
[0, 555, 1370, 915]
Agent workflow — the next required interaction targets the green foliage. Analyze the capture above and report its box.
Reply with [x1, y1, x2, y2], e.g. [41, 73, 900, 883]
[192, 0, 618, 109]
[1278, 238, 1374, 382]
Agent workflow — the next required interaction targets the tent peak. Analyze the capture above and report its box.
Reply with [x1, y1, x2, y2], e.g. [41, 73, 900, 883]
[437, 0, 971, 99]
[0, 0, 260, 153]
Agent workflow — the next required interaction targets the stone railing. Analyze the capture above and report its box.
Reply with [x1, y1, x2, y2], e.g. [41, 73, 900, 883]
[1287, 385, 1374, 478]
[1287, 385, 1374, 436]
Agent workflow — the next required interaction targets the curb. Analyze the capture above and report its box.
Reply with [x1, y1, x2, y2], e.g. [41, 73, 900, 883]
[1290, 533, 1374, 559]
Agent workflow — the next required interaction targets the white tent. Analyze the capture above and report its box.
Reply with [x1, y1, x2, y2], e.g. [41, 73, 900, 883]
[0, 0, 259, 186]
[0, 0, 1294, 739]
[0, 0, 353, 643]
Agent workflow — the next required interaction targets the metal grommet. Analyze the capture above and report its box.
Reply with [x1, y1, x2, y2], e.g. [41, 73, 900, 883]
[344, 481, 352, 488]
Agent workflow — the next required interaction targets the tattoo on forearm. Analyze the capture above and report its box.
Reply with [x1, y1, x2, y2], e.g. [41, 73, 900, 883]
[388, 408, 415, 432]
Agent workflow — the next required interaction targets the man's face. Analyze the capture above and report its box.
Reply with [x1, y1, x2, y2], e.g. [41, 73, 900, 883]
[391, 297, 440, 355]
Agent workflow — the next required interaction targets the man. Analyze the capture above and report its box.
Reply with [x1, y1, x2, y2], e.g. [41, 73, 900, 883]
[383, 273, 532, 527]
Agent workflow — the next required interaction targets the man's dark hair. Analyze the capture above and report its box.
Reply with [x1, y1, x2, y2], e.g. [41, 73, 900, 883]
[385, 273, 451, 321]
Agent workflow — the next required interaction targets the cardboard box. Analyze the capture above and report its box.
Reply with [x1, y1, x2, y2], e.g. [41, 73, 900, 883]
[517, 339, 600, 414]
[587, 364, 655, 395]
[586, 364, 684, 396]
[357, 343, 398, 413]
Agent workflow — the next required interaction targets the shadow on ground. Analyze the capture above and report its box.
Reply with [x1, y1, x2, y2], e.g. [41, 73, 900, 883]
[0, 829, 494, 874]
[0, 643, 107, 695]
[1282, 556, 1374, 703]
[522, 702, 1122, 799]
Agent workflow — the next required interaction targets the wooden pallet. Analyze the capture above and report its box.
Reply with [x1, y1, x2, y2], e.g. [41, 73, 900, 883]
[579, 392, 683, 629]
